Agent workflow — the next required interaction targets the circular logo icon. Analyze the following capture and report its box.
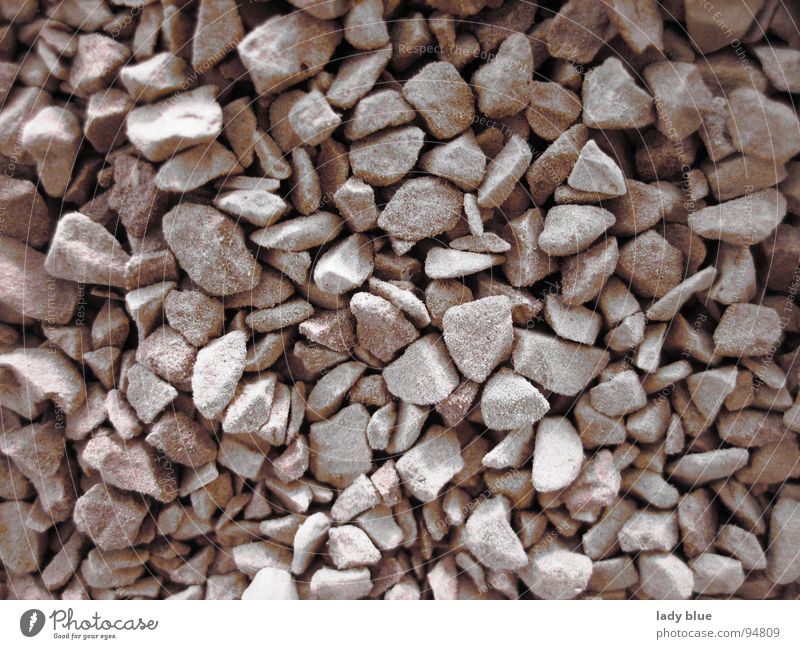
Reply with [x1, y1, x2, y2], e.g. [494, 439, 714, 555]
[20, 609, 45, 637]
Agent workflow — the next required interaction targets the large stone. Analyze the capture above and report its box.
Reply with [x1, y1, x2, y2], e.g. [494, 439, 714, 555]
[402, 62, 474, 139]
[312, 233, 373, 295]
[582, 57, 654, 129]
[0, 236, 78, 324]
[154, 141, 243, 192]
[193, 0, 245, 71]
[0, 177, 50, 247]
[442, 296, 513, 383]
[465, 497, 527, 571]
[0, 501, 47, 573]
[481, 368, 549, 430]
[309, 404, 373, 488]
[192, 331, 248, 419]
[73, 483, 147, 551]
[395, 427, 464, 502]
[126, 86, 223, 162]
[383, 334, 460, 405]
[237, 12, 341, 95]
[45, 211, 130, 288]
[688, 188, 787, 245]
[538, 204, 616, 256]
[637, 553, 693, 599]
[349, 126, 424, 186]
[21, 106, 82, 198]
[163, 203, 261, 296]
[513, 329, 609, 397]
[120, 52, 192, 102]
[350, 292, 419, 362]
[0, 347, 85, 414]
[531, 417, 583, 492]
[520, 546, 592, 600]
[766, 499, 800, 584]
[378, 177, 462, 242]
[83, 434, 177, 502]
[471, 32, 533, 118]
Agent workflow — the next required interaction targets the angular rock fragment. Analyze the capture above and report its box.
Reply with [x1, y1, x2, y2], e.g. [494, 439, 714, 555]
[688, 188, 786, 246]
[560, 237, 619, 305]
[539, 205, 616, 256]
[714, 304, 782, 358]
[396, 427, 463, 502]
[616, 230, 683, 298]
[637, 554, 693, 600]
[0, 237, 78, 324]
[715, 524, 766, 571]
[402, 62, 474, 139]
[547, 0, 609, 64]
[313, 234, 374, 295]
[567, 140, 626, 197]
[425, 248, 504, 279]
[137, 325, 196, 389]
[327, 45, 392, 110]
[582, 57, 654, 129]
[477, 135, 532, 208]
[310, 567, 372, 600]
[147, 411, 217, 468]
[465, 497, 527, 571]
[619, 510, 678, 553]
[328, 525, 381, 569]
[526, 82, 581, 143]
[69, 33, 130, 97]
[349, 126, 425, 186]
[419, 131, 486, 191]
[309, 404, 373, 488]
[690, 553, 745, 595]
[383, 334, 459, 405]
[472, 32, 533, 118]
[191, 0, 244, 68]
[45, 212, 130, 288]
[237, 12, 341, 95]
[590, 370, 647, 418]
[73, 484, 147, 552]
[766, 499, 800, 585]
[333, 179, 379, 232]
[83, 434, 177, 502]
[289, 90, 341, 146]
[521, 546, 593, 600]
[192, 332, 248, 419]
[378, 177, 462, 242]
[727, 88, 800, 164]
[242, 567, 298, 600]
[481, 368, 549, 431]
[155, 141, 243, 192]
[668, 449, 750, 485]
[513, 330, 609, 397]
[163, 203, 261, 296]
[291, 512, 331, 575]
[216, 190, 288, 228]
[442, 296, 512, 383]
[0, 348, 86, 414]
[164, 290, 224, 347]
[644, 61, 712, 141]
[247, 299, 315, 333]
[306, 361, 366, 422]
[120, 52, 192, 102]
[127, 86, 222, 162]
[20, 106, 81, 198]
[350, 292, 419, 362]
[531, 417, 583, 492]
